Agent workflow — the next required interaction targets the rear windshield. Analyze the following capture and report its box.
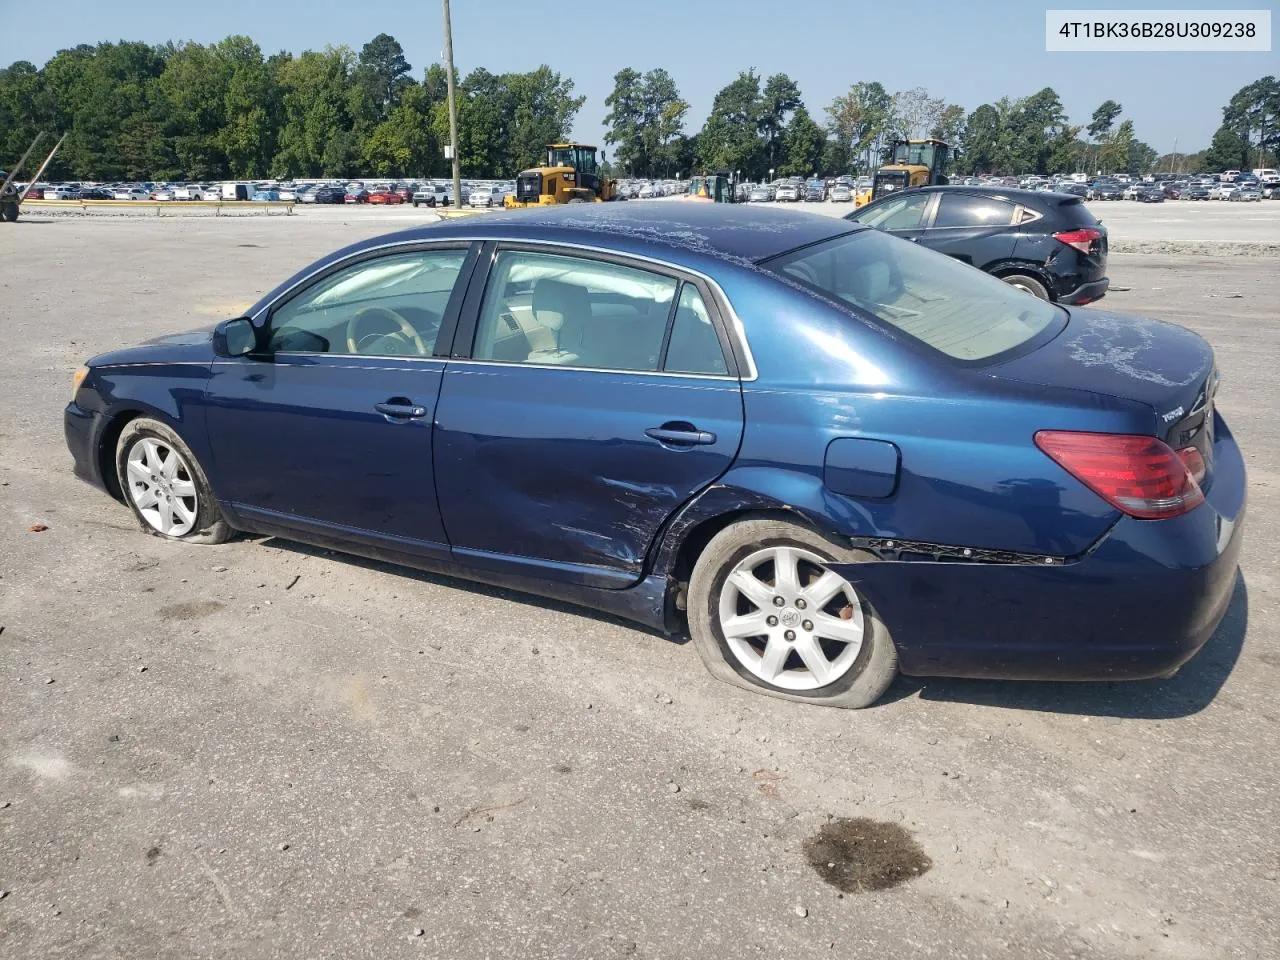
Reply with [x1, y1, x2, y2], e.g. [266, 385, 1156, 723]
[1053, 198, 1101, 228]
[763, 230, 1064, 362]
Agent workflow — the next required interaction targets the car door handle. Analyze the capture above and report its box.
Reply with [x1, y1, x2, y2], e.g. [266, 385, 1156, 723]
[645, 426, 717, 446]
[375, 400, 428, 420]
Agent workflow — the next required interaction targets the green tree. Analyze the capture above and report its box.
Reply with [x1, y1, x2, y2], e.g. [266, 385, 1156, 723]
[640, 68, 687, 177]
[1005, 87, 1068, 174]
[1126, 138, 1157, 175]
[213, 37, 278, 178]
[826, 81, 891, 173]
[1087, 99, 1122, 140]
[1098, 119, 1135, 173]
[1222, 76, 1280, 168]
[696, 70, 764, 177]
[0, 61, 53, 173]
[273, 47, 358, 178]
[1202, 124, 1249, 171]
[507, 65, 585, 172]
[603, 67, 644, 176]
[758, 73, 801, 172]
[1086, 99, 1123, 174]
[931, 103, 966, 143]
[363, 81, 439, 177]
[959, 103, 1002, 173]
[779, 105, 825, 177]
[355, 33, 411, 120]
[157, 42, 233, 178]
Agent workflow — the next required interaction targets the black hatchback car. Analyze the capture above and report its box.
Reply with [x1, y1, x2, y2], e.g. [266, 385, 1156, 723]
[844, 186, 1109, 304]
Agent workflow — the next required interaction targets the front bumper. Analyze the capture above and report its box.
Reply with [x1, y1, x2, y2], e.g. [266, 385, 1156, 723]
[831, 414, 1246, 681]
[65, 401, 111, 493]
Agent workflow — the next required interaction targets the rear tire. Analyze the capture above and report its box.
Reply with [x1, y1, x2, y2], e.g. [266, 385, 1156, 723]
[116, 418, 231, 545]
[686, 517, 898, 709]
[1, 202, 18, 222]
[1001, 273, 1050, 300]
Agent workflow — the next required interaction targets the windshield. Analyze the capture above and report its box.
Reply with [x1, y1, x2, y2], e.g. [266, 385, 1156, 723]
[764, 230, 1063, 362]
[892, 142, 936, 167]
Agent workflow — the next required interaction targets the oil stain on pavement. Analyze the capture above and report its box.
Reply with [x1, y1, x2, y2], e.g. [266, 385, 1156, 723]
[804, 817, 932, 893]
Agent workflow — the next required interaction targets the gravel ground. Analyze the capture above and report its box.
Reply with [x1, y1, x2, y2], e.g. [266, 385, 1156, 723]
[1, 217, 1278, 960]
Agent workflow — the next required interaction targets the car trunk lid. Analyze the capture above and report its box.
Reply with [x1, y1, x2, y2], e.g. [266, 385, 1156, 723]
[987, 308, 1218, 482]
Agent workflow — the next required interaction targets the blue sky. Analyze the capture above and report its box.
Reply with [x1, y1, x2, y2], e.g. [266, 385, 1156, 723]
[1, 0, 1273, 153]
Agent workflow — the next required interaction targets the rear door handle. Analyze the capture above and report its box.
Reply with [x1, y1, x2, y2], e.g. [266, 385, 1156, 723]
[375, 400, 428, 420]
[645, 426, 717, 446]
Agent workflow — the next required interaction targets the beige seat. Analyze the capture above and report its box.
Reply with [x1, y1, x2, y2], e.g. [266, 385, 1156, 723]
[527, 279, 590, 365]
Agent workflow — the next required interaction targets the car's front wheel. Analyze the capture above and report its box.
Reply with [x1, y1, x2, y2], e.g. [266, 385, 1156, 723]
[116, 418, 231, 544]
[687, 517, 898, 708]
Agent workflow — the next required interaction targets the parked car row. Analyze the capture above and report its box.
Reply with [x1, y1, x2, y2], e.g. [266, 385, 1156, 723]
[16, 177, 517, 206]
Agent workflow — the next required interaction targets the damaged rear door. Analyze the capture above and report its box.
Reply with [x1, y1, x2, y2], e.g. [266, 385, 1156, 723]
[433, 244, 745, 589]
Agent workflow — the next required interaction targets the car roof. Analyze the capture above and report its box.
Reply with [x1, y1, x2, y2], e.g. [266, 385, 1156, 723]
[909, 184, 1086, 205]
[363, 203, 862, 264]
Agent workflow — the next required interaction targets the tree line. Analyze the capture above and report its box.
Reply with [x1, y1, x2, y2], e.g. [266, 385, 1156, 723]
[0, 34, 582, 181]
[608, 70, 1277, 180]
[1, 34, 1275, 182]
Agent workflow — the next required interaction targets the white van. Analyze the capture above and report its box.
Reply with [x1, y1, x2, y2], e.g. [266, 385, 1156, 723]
[219, 182, 251, 201]
[1253, 168, 1279, 182]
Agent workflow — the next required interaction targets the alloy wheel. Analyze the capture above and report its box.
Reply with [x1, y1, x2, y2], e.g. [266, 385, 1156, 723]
[125, 437, 199, 537]
[717, 546, 865, 691]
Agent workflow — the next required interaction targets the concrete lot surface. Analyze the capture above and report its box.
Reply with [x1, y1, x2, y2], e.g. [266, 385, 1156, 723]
[1, 217, 1278, 959]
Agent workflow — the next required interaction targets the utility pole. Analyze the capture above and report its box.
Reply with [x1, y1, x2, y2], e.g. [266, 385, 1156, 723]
[441, 0, 461, 211]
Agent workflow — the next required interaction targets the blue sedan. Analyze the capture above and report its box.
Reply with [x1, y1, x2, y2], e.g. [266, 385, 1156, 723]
[64, 205, 1245, 708]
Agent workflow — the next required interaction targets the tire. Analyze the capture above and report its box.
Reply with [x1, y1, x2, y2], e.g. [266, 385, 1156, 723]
[686, 516, 898, 709]
[1, 202, 18, 222]
[115, 418, 231, 545]
[1000, 273, 1050, 300]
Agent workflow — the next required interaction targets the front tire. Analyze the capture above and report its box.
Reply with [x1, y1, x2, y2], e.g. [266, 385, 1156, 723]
[116, 418, 231, 544]
[687, 517, 897, 709]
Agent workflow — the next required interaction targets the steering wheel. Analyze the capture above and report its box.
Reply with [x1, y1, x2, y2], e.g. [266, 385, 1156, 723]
[345, 306, 429, 356]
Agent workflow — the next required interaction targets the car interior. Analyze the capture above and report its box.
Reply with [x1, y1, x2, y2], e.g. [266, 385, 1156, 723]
[268, 252, 466, 356]
[474, 252, 678, 372]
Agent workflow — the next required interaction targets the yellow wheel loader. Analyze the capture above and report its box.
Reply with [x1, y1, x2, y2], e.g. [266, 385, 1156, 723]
[853, 138, 952, 208]
[504, 143, 618, 208]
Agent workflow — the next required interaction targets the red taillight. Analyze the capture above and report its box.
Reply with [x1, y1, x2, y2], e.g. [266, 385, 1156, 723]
[1034, 431, 1204, 520]
[1053, 227, 1102, 254]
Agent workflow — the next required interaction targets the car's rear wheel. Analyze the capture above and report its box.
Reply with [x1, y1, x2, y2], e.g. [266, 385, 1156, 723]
[1001, 273, 1050, 300]
[1, 202, 19, 222]
[116, 418, 231, 544]
[687, 517, 897, 709]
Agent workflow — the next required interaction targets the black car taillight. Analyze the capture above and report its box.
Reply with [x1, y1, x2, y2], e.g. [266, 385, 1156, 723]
[1053, 227, 1102, 254]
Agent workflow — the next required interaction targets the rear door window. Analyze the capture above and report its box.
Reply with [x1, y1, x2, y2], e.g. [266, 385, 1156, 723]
[472, 251, 677, 371]
[931, 194, 1017, 228]
[664, 285, 728, 376]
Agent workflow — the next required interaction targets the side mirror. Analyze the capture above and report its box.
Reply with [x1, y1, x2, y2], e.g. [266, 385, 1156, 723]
[216, 317, 258, 357]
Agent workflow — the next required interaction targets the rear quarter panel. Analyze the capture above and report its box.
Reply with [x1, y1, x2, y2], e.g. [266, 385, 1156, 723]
[702, 266, 1146, 557]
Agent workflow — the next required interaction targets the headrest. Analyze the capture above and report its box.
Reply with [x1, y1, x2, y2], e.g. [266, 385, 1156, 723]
[532, 279, 589, 332]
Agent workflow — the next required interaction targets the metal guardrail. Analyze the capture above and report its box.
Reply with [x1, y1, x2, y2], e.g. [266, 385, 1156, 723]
[22, 199, 297, 215]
